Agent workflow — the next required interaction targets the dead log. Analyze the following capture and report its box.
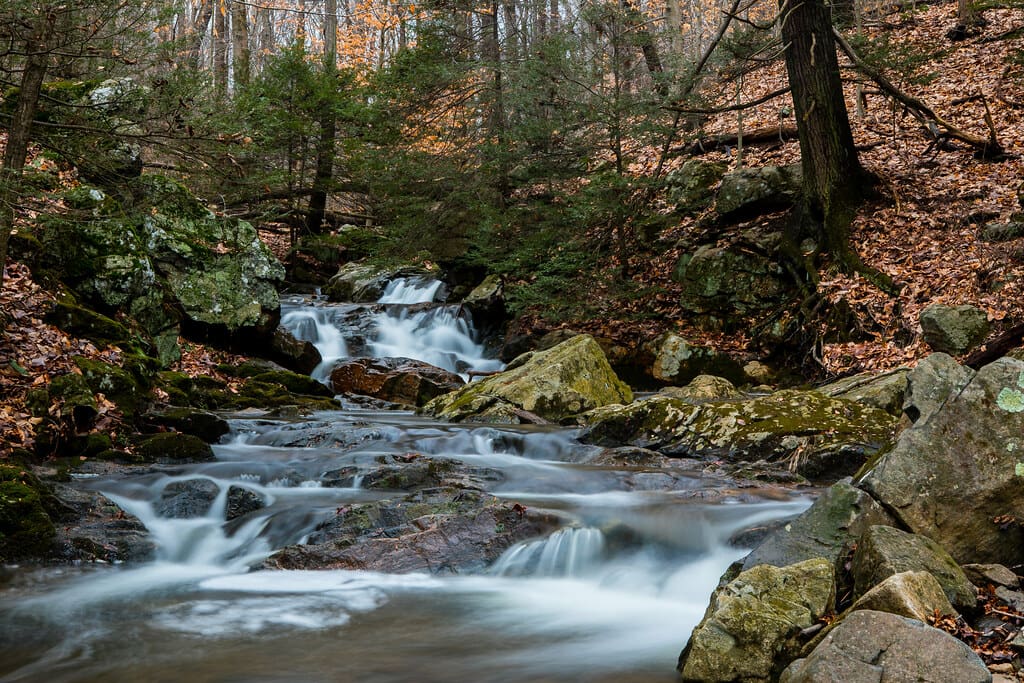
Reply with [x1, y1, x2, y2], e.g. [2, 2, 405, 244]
[964, 321, 1024, 369]
[679, 124, 799, 155]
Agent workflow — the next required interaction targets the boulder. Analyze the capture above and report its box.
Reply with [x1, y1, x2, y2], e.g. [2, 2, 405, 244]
[981, 221, 1024, 243]
[330, 357, 465, 406]
[673, 240, 790, 324]
[269, 325, 323, 375]
[37, 177, 285, 352]
[155, 479, 220, 519]
[860, 357, 1024, 567]
[779, 610, 990, 683]
[132, 432, 215, 463]
[851, 525, 976, 612]
[325, 263, 433, 303]
[0, 465, 58, 562]
[645, 332, 746, 385]
[850, 571, 958, 622]
[658, 375, 744, 403]
[962, 563, 1019, 590]
[580, 389, 894, 481]
[422, 334, 632, 423]
[51, 484, 154, 563]
[716, 164, 802, 218]
[919, 304, 990, 355]
[262, 488, 559, 574]
[142, 407, 230, 443]
[901, 352, 976, 425]
[73, 356, 145, 417]
[741, 479, 893, 572]
[817, 368, 910, 417]
[678, 558, 835, 683]
[226, 486, 266, 521]
[666, 159, 727, 213]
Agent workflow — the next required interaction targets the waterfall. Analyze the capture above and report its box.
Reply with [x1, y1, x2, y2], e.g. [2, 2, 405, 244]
[490, 527, 606, 578]
[280, 277, 503, 382]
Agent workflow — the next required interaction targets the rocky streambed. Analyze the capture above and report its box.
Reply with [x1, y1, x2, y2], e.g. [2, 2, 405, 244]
[2, 277, 1020, 682]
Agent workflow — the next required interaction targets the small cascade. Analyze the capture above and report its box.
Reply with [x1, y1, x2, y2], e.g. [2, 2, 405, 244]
[490, 527, 606, 578]
[280, 277, 504, 382]
[280, 305, 350, 383]
[377, 277, 444, 304]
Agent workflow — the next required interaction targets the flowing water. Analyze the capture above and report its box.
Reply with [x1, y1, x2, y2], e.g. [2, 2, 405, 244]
[0, 278, 810, 683]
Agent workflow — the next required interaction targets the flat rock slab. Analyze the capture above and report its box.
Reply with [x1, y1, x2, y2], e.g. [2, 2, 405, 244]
[780, 610, 991, 683]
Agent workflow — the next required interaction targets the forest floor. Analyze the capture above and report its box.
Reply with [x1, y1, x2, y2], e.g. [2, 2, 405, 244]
[541, 1, 1024, 376]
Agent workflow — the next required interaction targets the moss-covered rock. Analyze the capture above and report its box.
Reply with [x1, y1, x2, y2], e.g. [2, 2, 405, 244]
[422, 334, 632, 423]
[142, 407, 230, 443]
[645, 333, 746, 385]
[0, 465, 57, 562]
[132, 432, 215, 463]
[73, 356, 145, 417]
[154, 371, 339, 412]
[48, 371, 98, 431]
[817, 368, 910, 417]
[580, 389, 895, 480]
[250, 370, 334, 397]
[678, 558, 835, 683]
[44, 296, 134, 349]
[666, 159, 727, 214]
[850, 570, 957, 622]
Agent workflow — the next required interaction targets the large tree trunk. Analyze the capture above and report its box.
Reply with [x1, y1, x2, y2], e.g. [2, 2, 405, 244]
[0, 16, 51, 295]
[307, 0, 338, 234]
[780, 0, 889, 289]
[213, 0, 229, 96]
[481, 0, 509, 199]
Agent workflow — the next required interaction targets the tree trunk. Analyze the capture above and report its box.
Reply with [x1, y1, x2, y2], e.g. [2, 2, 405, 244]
[231, 0, 250, 89]
[779, 0, 880, 284]
[213, 0, 228, 96]
[0, 16, 51, 295]
[308, 0, 339, 234]
[189, 0, 215, 68]
[481, 1, 509, 199]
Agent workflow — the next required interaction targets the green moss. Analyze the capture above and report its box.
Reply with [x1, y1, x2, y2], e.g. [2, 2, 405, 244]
[133, 432, 214, 463]
[73, 356, 145, 417]
[0, 466, 57, 562]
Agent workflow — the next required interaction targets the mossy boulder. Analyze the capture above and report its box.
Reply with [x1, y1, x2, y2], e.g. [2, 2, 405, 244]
[715, 164, 802, 218]
[154, 371, 339, 412]
[422, 334, 632, 423]
[919, 303, 990, 356]
[645, 332, 746, 385]
[0, 465, 57, 562]
[44, 297, 135, 349]
[859, 356, 1024, 567]
[132, 432, 215, 463]
[73, 356, 146, 417]
[678, 557, 835, 683]
[249, 370, 334, 398]
[673, 239, 791, 326]
[658, 375, 744, 403]
[851, 525, 976, 612]
[47, 371, 98, 431]
[36, 176, 285, 353]
[580, 389, 895, 480]
[142, 407, 230, 443]
[666, 159, 727, 213]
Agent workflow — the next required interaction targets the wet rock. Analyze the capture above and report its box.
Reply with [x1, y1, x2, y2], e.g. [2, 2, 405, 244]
[715, 164, 802, 218]
[423, 334, 632, 423]
[270, 325, 323, 375]
[851, 525, 976, 612]
[249, 370, 335, 398]
[817, 368, 910, 417]
[851, 570, 958, 622]
[324, 455, 504, 492]
[462, 273, 506, 332]
[156, 479, 220, 519]
[133, 432, 215, 463]
[580, 390, 894, 481]
[657, 374, 744, 403]
[51, 483, 154, 563]
[325, 263, 433, 303]
[0, 465, 58, 562]
[330, 357, 464, 407]
[678, 557, 835, 683]
[860, 357, 1024, 566]
[920, 303, 990, 355]
[741, 479, 893, 572]
[142, 407, 230, 443]
[645, 333, 746, 386]
[263, 488, 559, 574]
[225, 486, 266, 521]
[779, 610, 990, 683]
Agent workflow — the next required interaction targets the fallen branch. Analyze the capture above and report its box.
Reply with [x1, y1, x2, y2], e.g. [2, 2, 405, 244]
[665, 86, 791, 115]
[963, 321, 1024, 369]
[679, 124, 799, 155]
[833, 28, 1004, 158]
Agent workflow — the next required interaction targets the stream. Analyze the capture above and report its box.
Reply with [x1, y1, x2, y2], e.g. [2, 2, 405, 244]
[0, 278, 810, 682]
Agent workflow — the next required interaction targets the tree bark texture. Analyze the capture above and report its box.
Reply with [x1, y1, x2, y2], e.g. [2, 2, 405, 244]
[231, 0, 250, 89]
[308, 0, 339, 234]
